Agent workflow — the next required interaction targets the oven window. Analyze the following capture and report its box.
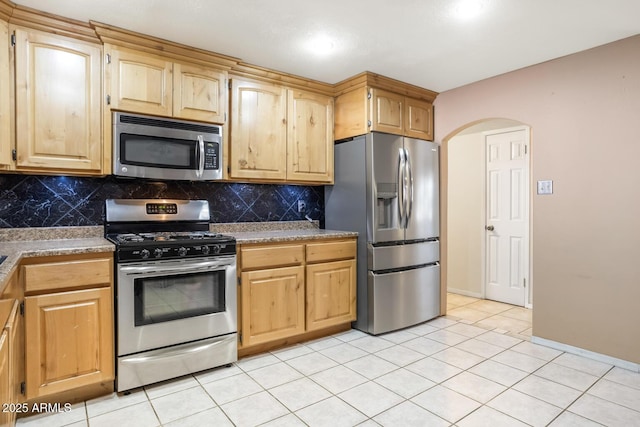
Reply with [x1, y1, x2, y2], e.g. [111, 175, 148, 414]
[133, 271, 225, 326]
[120, 134, 195, 169]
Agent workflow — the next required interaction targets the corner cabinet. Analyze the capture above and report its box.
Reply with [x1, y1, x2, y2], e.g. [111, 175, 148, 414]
[334, 72, 437, 141]
[105, 45, 227, 124]
[238, 237, 356, 355]
[229, 77, 334, 184]
[13, 27, 104, 173]
[22, 253, 114, 401]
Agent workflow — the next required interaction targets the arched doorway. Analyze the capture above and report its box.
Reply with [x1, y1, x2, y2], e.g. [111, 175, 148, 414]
[441, 118, 533, 337]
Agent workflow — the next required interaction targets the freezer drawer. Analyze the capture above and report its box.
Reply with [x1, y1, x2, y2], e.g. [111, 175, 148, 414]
[368, 263, 440, 335]
[368, 240, 439, 271]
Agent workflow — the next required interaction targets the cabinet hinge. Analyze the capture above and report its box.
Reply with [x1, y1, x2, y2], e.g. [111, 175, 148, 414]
[106, 53, 111, 64]
[523, 278, 527, 288]
[227, 165, 231, 174]
[19, 301, 24, 316]
[10, 33, 16, 47]
[12, 149, 17, 161]
[524, 145, 528, 155]
[367, 120, 372, 127]
[20, 382, 25, 395]
[224, 112, 227, 123]
[228, 80, 232, 90]
[239, 332, 242, 344]
[367, 90, 372, 100]
[106, 95, 111, 105]
[237, 277, 241, 286]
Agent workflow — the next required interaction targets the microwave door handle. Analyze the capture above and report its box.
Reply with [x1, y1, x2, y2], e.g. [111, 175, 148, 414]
[196, 135, 205, 178]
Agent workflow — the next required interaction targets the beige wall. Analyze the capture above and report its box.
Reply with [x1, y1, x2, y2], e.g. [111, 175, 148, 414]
[434, 34, 640, 364]
[447, 132, 484, 296]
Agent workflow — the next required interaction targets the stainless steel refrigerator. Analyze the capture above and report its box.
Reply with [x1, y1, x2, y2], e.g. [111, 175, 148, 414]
[325, 132, 440, 335]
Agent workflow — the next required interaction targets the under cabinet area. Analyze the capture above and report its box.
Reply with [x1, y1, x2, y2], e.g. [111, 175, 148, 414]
[22, 253, 114, 402]
[237, 237, 357, 355]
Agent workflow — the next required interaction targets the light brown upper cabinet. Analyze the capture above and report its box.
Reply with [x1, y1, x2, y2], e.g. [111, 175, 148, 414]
[0, 19, 10, 169]
[229, 77, 334, 184]
[287, 90, 334, 182]
[334, 72, 438, 141]
[13, 27, 103, 173]
[229, 79, 287, 180]
[105, 44, 227, 124]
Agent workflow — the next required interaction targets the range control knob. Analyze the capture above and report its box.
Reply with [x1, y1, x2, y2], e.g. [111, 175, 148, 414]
[140, 249, 150, 259]
[201, 246, 210, 255]
[153, 248, 163, 258]
[211, 245, 221, 254]
[178, 247, 188, 257]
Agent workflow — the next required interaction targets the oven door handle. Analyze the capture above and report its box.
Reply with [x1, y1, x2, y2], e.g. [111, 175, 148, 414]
[119, 259, 233, 275]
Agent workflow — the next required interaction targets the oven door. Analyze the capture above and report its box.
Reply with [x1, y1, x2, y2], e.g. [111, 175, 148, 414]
[117, 256, 236, 356]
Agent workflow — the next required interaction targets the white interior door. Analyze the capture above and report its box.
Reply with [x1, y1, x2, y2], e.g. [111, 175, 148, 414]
[485, 128, 529, 306]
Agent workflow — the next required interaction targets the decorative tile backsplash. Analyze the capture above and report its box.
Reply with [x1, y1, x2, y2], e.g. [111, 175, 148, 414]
[0, 174, 324, 228]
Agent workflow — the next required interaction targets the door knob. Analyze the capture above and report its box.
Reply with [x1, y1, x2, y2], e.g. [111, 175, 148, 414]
[486, 225, 495, 231]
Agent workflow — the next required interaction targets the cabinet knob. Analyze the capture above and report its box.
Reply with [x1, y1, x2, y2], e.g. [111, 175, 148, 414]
[486, 225, 495, 231]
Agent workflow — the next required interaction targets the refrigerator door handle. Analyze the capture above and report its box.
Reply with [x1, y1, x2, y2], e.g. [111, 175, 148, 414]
[397, 147, 406, 226]
[405, 147, 414, 225]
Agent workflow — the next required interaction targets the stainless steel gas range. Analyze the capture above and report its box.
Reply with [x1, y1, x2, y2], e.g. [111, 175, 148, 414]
[105, 199, 237, 392]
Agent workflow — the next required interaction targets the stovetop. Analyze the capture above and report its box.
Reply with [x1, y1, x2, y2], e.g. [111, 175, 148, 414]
[108, 231, 234, 245]
[104, 199, 237, 262]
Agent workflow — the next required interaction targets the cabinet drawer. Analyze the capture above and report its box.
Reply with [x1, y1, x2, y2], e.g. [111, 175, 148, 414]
[306, 240, 356, 263]
[241, 244, 304, 270]
[24, 258, 112, 293]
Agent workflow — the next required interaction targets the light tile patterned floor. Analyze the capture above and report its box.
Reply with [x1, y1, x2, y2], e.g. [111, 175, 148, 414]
[17, 294, 640, 426]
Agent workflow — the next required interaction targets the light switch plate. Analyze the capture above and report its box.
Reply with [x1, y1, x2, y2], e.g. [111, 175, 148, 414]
[537, 180, 553, 195]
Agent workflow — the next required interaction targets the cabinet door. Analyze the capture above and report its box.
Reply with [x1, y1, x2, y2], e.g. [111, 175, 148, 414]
[405, 98, 433, 140]
[230, 79, 287, 180]
[25, 287, 113, 399]
[0, 331, 9, 427]
[241, 266, 304, 347]
[173, 62, 226, 123]
[4, 301, 22, 426]
[0, 20, 10, 168]
[14, 27, 102, 172]
[306, 259, 356, 331]
[106, 45, 172, 117]
[370, 88, 404, 136]
[287, 90, 334, 183]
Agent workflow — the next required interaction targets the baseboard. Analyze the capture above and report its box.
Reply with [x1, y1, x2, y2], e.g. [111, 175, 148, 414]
[447, 288, 483, 298]
[531, 336, 640, 373]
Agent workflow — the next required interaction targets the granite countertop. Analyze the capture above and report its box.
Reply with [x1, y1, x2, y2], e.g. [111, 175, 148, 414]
[229, 229, 358, 245]
[0, 222, 358, 293]
[0, 226, 115, 294]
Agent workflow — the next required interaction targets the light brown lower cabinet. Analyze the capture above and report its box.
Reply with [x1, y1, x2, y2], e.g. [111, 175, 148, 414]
[239, 238, 356, 353]
[306, 259, 356, 331]
[24, 287, 113, 400]
[22, 253, 114, 402]
[241, 266, 305, 347]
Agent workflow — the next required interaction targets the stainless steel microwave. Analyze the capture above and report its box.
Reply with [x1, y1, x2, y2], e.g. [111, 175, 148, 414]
[113, 112, 223, 181]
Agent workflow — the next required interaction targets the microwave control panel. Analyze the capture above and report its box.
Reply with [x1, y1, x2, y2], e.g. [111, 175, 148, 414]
[204, 142, 219, 170]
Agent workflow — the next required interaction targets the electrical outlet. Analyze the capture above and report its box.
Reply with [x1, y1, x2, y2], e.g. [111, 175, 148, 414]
[297, 200, 306, 213]
[537, 180, 553, 195]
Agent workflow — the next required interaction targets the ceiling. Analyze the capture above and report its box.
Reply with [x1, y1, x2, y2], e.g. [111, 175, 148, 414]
[11, 0, 640, 92]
